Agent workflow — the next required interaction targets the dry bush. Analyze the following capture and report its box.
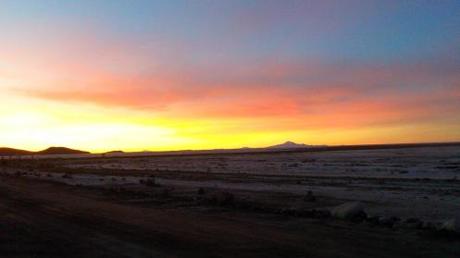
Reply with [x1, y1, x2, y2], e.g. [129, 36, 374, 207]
[197, 187, 205, 195]
[209, 191, 235, 206]
[142, 177, 157, 187]
[62, 173, 72, 179]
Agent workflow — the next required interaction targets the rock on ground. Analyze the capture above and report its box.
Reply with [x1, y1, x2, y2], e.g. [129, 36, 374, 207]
[331, 202, 365, 220]
[439, 219, 460, 232]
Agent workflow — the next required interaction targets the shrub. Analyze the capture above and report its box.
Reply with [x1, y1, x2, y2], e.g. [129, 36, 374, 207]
[197, 187, 205, 195]
[303, 190, 316, 202]
[62, 173, 72, 179]
[210, 192, 235, 206]
[161, 188, 171, 198]
[144, 178, 157, 187]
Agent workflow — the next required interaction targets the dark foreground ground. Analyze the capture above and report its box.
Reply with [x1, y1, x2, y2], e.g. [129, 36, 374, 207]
[0, 176, 459, 258]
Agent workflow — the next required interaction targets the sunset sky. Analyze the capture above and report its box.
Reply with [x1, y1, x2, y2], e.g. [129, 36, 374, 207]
[1, 0, 460, 152]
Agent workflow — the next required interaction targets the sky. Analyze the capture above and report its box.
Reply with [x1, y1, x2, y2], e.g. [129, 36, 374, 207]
[1, 0, 460, 152]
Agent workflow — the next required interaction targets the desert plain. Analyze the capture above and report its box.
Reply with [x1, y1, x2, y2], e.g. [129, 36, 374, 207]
[1, 144, 459, 257]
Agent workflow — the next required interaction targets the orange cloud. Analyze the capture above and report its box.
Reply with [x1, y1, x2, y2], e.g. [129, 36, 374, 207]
[13, 48, 460, 133]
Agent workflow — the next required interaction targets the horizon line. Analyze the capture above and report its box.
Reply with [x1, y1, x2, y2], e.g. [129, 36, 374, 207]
[2, 140, 460, 156]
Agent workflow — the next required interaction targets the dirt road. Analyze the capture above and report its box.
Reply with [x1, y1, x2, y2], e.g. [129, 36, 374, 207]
[0, 176, 458, 258]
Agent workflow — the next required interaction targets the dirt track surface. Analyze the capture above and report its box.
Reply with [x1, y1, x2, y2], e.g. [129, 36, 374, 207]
[0, 176, 458, 258]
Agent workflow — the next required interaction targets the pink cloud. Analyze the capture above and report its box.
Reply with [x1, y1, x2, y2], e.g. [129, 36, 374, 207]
[16, 48, 460, 130]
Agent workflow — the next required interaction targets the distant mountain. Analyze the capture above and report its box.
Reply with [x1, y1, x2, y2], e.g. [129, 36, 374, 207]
[105, 150, 125, 154]
[266, 141, 313, 149]
[0, 148, 33, 156]
[36, 147, 90, 155]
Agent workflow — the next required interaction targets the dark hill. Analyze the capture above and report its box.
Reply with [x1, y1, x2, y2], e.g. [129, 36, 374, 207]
[0, 148, 33, 156]
[105, 150, 125, 154]
[36, 147, 90, 155]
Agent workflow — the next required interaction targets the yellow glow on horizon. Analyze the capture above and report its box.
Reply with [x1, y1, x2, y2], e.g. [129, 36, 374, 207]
[2, 97, 458, 153]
